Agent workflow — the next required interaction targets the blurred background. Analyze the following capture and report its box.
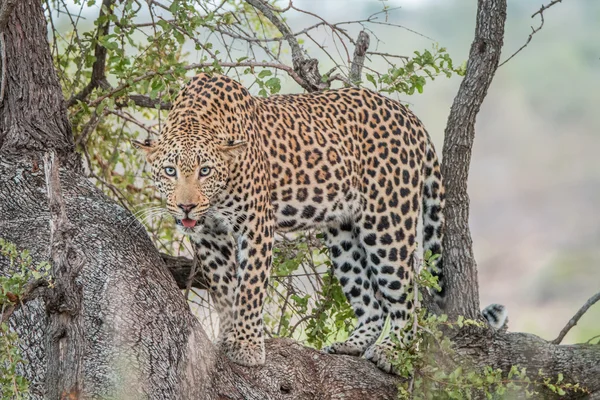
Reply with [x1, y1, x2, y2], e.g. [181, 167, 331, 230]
[293, 0, 600, 343]
[51, 0, 600, 344]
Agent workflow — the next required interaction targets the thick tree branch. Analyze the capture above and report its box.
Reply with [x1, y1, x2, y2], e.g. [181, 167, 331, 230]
[441, 0, 506, 320]
[162, 253, 208, 290]
[349, 30, 370, 85]
[452, 327, 600, 397]
[0, 0, 73, 155]
[552, 291, 600, 345]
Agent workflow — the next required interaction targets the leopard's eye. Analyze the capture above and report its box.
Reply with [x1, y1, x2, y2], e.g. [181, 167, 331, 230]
[199, 166, 212, 177]
[164, 167, 177, 177]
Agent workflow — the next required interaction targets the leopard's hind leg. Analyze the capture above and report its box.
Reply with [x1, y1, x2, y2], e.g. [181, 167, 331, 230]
[360, 196, 421, 373]
[323, 220, 385, 356]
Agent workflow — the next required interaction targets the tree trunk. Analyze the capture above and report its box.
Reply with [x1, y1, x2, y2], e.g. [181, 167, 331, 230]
[0, 0, 72, 156]
[441, 0, 506, 320]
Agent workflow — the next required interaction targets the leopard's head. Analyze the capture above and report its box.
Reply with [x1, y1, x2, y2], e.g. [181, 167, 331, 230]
[133, 72, 255, 235]
[133, 131, 246, 234]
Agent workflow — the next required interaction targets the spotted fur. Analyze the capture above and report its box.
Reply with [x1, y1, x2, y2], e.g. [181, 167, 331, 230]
[133, 73, 446, 372]
[482, 303, 508, 330]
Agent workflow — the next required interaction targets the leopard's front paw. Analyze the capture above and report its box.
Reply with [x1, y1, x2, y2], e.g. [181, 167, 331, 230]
[323, 340, 367, 357]
[220, 336, 265, 367]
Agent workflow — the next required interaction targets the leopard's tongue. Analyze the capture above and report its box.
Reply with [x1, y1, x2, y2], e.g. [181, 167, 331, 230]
[181, 218, 197, 228]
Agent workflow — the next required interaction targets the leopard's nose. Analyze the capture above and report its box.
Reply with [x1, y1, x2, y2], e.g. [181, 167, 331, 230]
[177, 203, 197, 213]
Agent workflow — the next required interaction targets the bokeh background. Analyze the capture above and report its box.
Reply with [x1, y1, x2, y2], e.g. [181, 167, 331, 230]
[277, 0, 600, 344]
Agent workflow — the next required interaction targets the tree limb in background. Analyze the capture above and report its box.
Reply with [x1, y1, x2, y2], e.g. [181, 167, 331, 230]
[552, 291, 600, 345]
[245, 0, 325, 92]
[66, 0, 113, 107]
[349, 31, 370, 85]
[440, 0, 507, 320]
[499, 0, 564, 67]
[162, 253, 208, 291]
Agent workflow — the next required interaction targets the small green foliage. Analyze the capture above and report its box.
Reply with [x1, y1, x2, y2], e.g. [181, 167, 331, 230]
[0, 238, 52, 307]
[0, 239, 53, 399]
[253, 71, 282, 97]
[367, 44, 466, 95]
[304, 270, 355, 349]
[389, 261, 587, 399]
[264, 232, 353, 348]
[0, 323, 29, 399]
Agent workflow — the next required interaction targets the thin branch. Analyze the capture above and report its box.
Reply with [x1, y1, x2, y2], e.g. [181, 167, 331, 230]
[245, 0, 325, 92]
[552, 291, 600, 345]
[88, 60, 306, 108]
[349, 30, 370, 84]
[107, 109, 159, 135]
[66, 0, 114, 107]
[499, 0, 564, 67]
[0, 279, 48, 323]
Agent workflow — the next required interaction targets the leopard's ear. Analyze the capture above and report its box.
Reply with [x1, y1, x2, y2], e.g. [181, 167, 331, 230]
[131, 139, 157, 160]
[217, 140, 247, 161]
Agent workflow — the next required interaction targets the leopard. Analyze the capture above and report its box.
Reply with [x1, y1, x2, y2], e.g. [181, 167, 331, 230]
[133, 72, 447, 373]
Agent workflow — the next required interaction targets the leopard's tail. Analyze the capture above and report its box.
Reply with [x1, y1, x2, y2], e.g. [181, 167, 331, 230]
[421, 134, 446, 308]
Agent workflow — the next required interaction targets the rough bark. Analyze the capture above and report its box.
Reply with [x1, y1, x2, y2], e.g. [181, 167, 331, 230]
[43, 151, 87, 399]
[441, 0, 507, 320]
[0, 154, 400, 399]
[452, 327, 600, 397]
[349, 31, 370, 84]
[0, 0, 73, 156]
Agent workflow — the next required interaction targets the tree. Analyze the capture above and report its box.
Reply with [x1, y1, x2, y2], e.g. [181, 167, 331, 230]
[0, 0, 598, 399]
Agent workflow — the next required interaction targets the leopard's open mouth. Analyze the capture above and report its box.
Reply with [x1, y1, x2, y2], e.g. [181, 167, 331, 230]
[175, 218, 197, 228]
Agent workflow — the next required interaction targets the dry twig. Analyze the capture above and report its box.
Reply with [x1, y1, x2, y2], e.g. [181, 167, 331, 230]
[552, 291, 600, 345]
[499, 0, 564, 67]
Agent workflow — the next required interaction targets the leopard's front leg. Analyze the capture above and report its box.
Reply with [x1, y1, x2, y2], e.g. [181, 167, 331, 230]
[220, 208, 274, 367]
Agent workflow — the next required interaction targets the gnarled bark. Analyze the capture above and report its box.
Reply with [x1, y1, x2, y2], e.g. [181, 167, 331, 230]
[0, 154, 399, 399]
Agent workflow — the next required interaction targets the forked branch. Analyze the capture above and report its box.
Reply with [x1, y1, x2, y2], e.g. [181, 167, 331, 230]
[499, 0, 565, 67]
